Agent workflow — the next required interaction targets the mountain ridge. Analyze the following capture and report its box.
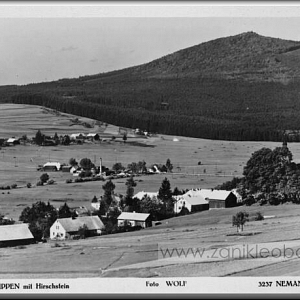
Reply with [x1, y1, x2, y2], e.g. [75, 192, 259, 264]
[75, 31, 300, 84]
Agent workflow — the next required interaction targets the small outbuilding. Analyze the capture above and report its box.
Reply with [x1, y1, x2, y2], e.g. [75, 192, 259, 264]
[50, 216, 105, 240]
[117, 212, 152, 228]
[0, 224, 34, 247]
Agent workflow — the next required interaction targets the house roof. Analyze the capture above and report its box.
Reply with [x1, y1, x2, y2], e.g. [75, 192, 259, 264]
[117, 212, 150, 222]
[43, 162, 61, 169]
[174, 190, 209, 206]
[134, 191, 158, 200]
[87, 133, 99, 137]
[7, 138, 18, 143]
[56, 216, 105, 232]
[70, 133, 85, 138]
[192, 189, 233, 201]
[0, 224, 34, 242]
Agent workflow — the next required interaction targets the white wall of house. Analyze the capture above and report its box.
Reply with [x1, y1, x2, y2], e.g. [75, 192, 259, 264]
[50, 221, 67, 240]
[118, 219, 147, 228]
[91, 202, 100, 210]
[174, 198, 192, 214]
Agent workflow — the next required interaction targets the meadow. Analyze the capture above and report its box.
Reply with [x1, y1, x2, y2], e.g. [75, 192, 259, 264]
[2, 103, 300, 220]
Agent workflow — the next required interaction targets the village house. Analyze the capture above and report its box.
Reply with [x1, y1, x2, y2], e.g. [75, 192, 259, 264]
[87, 133, 100, 141]
[91, 194, 122, 212]
[0, 224, 34, 247]
[91, 197, 101, 210]
[6, 137, 20, 146]
[174, 190, 209, 214]
[50, 216, 105, 240]
[70, 133, 86, 141]
[117, 212, 152, 228]
[43, 162, 61, 171]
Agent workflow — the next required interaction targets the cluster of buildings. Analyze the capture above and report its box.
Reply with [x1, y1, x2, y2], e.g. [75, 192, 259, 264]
[134, 188, 240, 214]
[0, 212, 152, 246]
[1, 132, 101, 148]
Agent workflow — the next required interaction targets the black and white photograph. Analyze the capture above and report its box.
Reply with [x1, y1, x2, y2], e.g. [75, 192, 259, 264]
[1, 1, 300, 297]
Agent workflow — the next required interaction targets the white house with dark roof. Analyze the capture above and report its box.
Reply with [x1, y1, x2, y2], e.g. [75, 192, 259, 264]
[0, 224, 34, 247]
[50, 216, 105, 240]
[117, 212, 151, 228]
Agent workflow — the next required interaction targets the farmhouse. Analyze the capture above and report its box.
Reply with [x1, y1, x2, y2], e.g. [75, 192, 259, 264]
[50, 216, 105, 240]
[87, 133, 100, 140]
[174, 190, 209, 214]
[6, 137, 20, 146]
[0, 224, 34, 247]
[43, 162, 61, 171]
[117, 212, 152, 228]
[70, 133, 86, 140]
[91, 197, 101, 210]
[134, 191, 158, 200]
[195, 189, 237, 209]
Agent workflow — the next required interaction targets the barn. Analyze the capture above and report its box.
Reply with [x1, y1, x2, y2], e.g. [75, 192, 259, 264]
[196, 189, 237, 209]
[50, 216, 105, 240]
[0, 224, 34, 247]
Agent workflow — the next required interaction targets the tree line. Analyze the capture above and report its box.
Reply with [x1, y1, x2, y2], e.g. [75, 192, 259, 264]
[216, 142, 300, 205]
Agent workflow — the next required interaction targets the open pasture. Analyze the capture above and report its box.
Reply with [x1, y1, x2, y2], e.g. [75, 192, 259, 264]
[2, 103, 300, 220]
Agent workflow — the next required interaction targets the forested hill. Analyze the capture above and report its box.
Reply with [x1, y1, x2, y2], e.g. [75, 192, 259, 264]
[2, 31, 300, 141]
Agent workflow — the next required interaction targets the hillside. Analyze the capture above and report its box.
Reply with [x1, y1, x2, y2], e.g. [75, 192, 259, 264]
[2, 32, 300, 141]
[78, 31, 300, 82]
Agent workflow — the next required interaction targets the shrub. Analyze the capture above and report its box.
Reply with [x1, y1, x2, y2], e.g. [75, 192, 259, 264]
[74, 178, 84, 183]
[254, 212, 264, 221]
[40, 173, 49, 184]
[47, 179, 55, 185]
[11, 184, 17, 189]
[66, 179, 72, 184]
[27, 183, 32, 188]
[36, 181, 43, 186]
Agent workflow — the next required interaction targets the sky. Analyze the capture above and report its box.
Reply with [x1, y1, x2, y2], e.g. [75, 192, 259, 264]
[2, 3, 300, 85]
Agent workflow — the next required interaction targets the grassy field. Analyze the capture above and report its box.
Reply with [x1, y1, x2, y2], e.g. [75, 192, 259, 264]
[2, 103, 300, 278]
[1, 203, 300, 278]
[2, 103, 300, 220]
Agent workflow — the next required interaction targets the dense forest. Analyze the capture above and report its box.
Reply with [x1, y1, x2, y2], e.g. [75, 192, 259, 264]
[2, 32, 300, 141]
